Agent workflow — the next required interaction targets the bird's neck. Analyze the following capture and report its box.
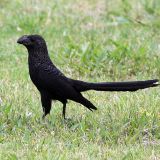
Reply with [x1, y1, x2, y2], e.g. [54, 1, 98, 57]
[28, 45, 51, 60]
[27, 46, 52, 67]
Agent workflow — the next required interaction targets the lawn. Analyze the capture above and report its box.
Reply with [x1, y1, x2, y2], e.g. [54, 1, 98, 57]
[0, 0, 160, 159]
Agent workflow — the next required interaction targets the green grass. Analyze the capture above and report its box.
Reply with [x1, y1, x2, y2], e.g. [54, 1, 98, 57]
[0, 0, 160, 159]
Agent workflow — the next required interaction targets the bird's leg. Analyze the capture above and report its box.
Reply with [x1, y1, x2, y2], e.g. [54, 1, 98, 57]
[42, 111, 46, 119]
[62, 103, 66, 119]
[42, 107, 50, 119]
[40, 92, 51, 119]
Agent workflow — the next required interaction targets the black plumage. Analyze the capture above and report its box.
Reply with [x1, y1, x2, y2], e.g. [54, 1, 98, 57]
[17, 35, 159, 119]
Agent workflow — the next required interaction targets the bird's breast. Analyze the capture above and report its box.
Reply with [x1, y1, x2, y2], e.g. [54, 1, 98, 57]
[28, 62, 41, 90]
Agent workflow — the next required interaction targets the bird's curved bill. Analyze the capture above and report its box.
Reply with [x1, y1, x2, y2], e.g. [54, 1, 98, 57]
[17, 35, 31, 45]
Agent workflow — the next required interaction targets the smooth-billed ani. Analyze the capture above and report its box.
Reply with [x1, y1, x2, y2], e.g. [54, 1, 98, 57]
[17, 35, 159, 119]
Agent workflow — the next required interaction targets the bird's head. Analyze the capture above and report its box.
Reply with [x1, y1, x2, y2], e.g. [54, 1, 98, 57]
[17, 35, 49, 58]
[17, 35, 46, 49]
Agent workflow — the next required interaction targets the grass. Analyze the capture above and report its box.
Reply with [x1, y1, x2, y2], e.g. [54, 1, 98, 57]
[0, 0, 160, 159]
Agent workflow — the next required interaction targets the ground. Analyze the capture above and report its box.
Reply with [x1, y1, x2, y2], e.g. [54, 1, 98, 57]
[0, 0, 160, 159]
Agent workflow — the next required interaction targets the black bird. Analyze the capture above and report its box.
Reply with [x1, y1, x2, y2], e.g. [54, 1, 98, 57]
[17, 35, 159, 119]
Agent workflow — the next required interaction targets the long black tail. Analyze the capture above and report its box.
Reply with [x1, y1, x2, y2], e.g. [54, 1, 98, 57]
[71, 79, 159, 92]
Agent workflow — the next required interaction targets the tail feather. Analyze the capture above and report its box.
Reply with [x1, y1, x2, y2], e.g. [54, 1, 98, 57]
[71, 79, 159, 92]
[73, 95, 97, 111]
